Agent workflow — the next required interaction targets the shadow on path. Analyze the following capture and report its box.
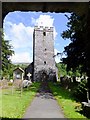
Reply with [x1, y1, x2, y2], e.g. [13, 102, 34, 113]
[23, 81, 66, 118]
[36, 81, 55, 99]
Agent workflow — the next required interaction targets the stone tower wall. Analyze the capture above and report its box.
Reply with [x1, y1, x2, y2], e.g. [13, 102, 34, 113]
[33, 26, 56, 81]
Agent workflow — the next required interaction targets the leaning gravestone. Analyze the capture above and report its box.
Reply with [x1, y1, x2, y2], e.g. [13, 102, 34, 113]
[12, 80, 23, 96]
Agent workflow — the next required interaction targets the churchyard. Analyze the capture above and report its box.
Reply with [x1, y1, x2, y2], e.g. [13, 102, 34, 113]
[0, 76, 90, 119]
[49, 82, 90, 119]
[0, 80, 40, 118]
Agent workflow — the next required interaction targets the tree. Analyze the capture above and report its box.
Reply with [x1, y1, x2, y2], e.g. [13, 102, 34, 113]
[61, 12, 90, 99]
[56, 62, 67, 78]
[61, 13, 87, 74]
[1, 31, 14, 79]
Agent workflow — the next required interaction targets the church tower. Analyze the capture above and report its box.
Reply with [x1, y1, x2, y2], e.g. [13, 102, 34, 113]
[33, 26, 57, 81]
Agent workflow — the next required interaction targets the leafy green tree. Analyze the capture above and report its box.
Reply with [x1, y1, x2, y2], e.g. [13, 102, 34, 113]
[61, 12, 90, 99]
[56, 62, 67, 78]
[73, 80, 87, 102]
[1, 31, 14, 79]
[61, 13, 87, 75]
[56, 62, 81, 79]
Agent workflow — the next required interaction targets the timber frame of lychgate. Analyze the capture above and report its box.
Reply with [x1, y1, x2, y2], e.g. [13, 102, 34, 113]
[0, 1, 90, 82]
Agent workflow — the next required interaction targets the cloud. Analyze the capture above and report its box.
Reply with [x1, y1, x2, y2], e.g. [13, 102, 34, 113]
[54, 49, 61, 63]
[35, 15, 54, 27]
[54, 48, 67, 63]
[4, 13, 58, 63]
[10, 52, 32, 63]
[4, 21, 34, 63]
[32, 14, 57, 39]
[4, 21, 34, 49]
[54, 49, 60, 55]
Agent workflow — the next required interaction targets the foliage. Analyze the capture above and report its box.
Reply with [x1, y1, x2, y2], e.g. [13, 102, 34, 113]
[1, 30, 29, 79]
[56, 62, 67, 78]
[67, 69, 73, 77]
[56, 62, 81, 78]
[61, 13, 87, 74]
[61, 12, 90, 100]
[1, 30, 14, 79]
[49, 82, 87, 119]
[14, 63, 29, 70]
[73, 80, 88, 102]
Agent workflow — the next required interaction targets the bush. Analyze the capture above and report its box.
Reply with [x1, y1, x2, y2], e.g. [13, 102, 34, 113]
[73, 80, 87, 102]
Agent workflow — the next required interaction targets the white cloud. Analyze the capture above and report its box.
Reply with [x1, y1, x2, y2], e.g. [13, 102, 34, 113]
[55, 57, 61, 63]
[4, 21, 34, 63]
[4, 13, 58, 63]
[10, 52, 32, 63]
[54, 49, 61, 63]
[32, 14, 57, 39]
[54, 48, 67, 63]
[4, 22, 34, 49]
[35, 15, 54, 27]
[54, 49, 60, 55]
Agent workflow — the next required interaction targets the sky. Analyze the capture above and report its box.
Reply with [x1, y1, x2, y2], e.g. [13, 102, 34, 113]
[3, 11, 71, 63]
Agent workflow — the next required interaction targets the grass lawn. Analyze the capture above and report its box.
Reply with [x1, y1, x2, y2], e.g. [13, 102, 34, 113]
[49, 82, 90, 119]
[0, 82, 40, 118]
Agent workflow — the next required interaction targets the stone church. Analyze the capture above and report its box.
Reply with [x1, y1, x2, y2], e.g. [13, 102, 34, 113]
[33, 26, 57, 81]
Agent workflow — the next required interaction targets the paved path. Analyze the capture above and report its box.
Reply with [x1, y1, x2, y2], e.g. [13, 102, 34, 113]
[23, 82, 66, 119]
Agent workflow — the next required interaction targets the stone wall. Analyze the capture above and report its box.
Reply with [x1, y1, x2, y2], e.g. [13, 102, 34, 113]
[33, 26, 57, 81]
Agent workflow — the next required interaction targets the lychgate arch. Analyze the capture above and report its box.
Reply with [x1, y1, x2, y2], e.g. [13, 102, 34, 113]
[1, 2, 89, 20]
[0, 1, 90, 99]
